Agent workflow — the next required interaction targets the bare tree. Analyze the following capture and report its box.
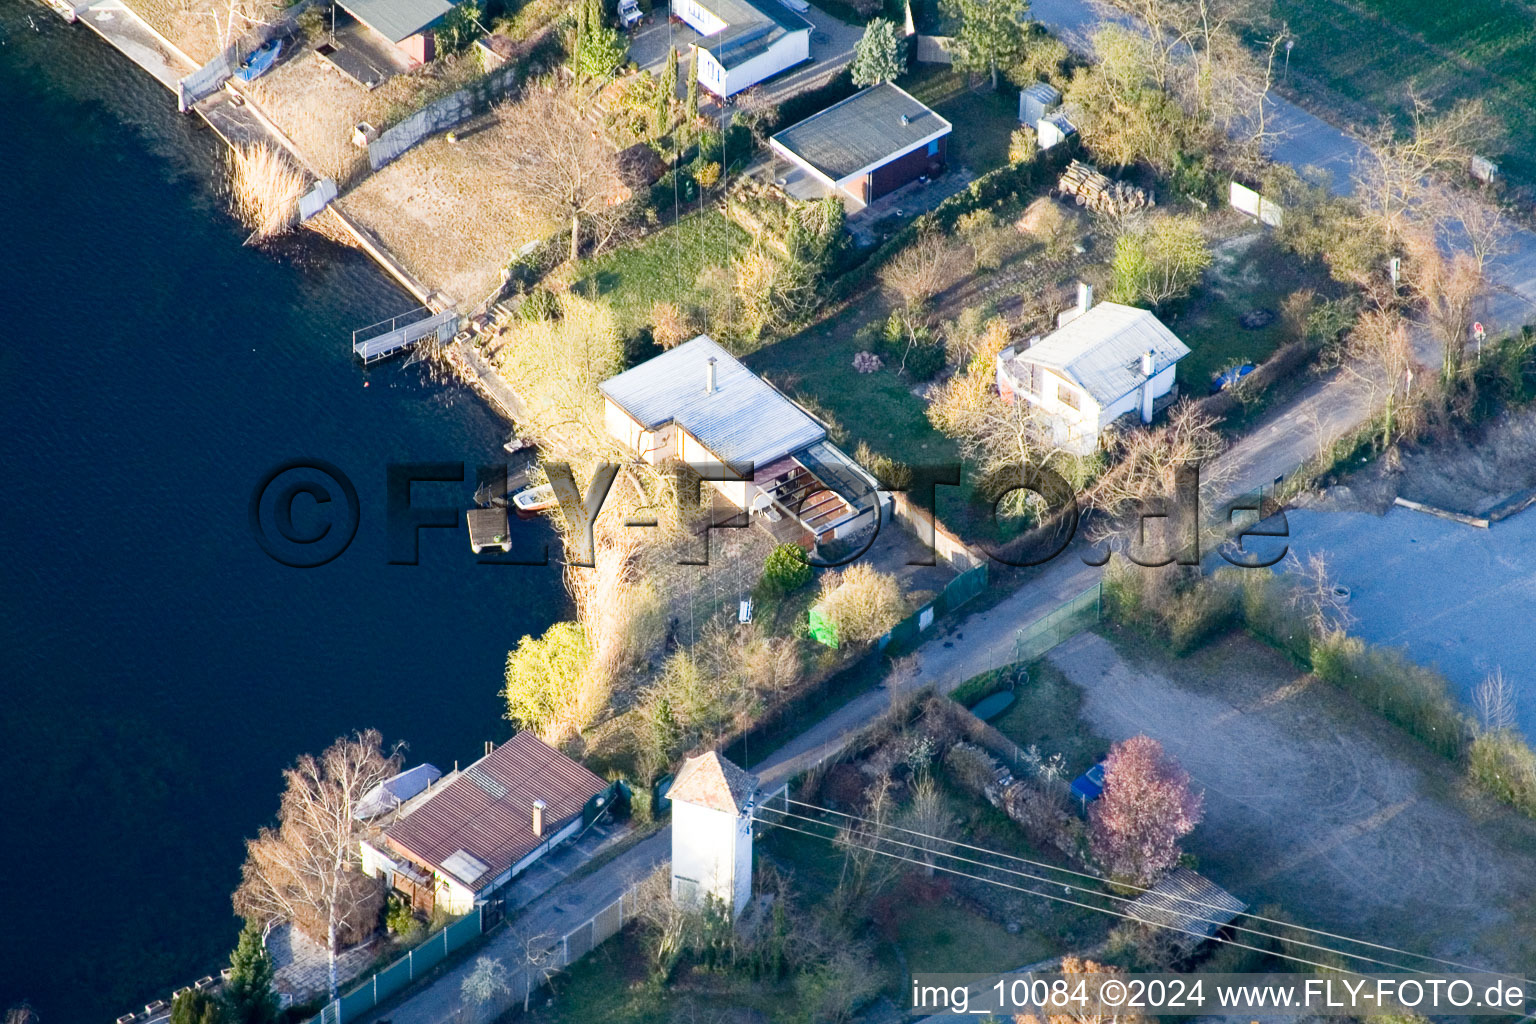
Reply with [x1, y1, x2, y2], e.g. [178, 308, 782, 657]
[1473, 669, 1518, 734]
[899, 774, 958, 875]
[1354, 95, 1492, 247]
[881, 231, 966, 310]
[490, 82, 629, 264]
[1403, 228, 1484, 383]
[233, 731, 404, 1001]
[1340, 304, 1418, 448]
[197, 0, 281, 50]
[1284, 551, 1355, 637]
[505, 926, 563, 1012]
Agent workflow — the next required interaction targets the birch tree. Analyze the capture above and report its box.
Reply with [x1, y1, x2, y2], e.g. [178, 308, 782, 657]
[233, 731, 403, 1002]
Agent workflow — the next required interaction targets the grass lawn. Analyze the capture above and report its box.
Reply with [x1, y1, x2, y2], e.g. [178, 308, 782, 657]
[891, 899, 1057, 974]
[1169, 231, 1336, 393]
[903, 65, 1022, 175]
[745, 293, 962, 475]
[573, 210, 751, 336]
[990, 659, 1111, 779]
[1271, 0, 1536, 181]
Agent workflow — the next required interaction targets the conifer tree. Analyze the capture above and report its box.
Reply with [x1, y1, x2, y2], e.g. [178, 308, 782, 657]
[222, 922, 279, 1024]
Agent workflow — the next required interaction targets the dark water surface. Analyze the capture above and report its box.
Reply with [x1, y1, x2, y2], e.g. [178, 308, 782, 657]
[0, 6, 563, 1018]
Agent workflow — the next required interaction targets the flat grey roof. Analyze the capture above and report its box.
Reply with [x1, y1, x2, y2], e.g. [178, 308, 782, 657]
[600, 335, 825, 470]
[338, 0, 453, 43]
[697, 0, 811, 68]
[1012, 302, 1190, 406]
[770, 83, 952, 183]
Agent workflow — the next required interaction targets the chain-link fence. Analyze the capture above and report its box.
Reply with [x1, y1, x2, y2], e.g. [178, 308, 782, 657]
[1012, 582, 1102, 664]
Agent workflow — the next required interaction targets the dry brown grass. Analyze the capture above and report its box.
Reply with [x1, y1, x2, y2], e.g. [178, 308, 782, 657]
[226, 143, 306, 239]
[339, 127, 554, 303]
[245, 50, 483, 181]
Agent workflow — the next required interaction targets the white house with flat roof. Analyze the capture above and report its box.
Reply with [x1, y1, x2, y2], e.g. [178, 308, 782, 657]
[600, 335, 888, 546]
[673, 0, 812, 97]
[996, 296, 1190, 453]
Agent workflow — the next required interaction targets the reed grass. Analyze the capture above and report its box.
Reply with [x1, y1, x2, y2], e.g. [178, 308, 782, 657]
[226, 144, 305, 240]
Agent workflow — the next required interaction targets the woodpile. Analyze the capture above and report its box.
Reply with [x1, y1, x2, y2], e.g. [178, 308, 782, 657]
[1056, 160, 1153, 215]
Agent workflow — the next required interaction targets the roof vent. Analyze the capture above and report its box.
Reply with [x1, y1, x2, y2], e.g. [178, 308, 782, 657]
[705, 356, 717, 395]
[900, 114, 911, 125]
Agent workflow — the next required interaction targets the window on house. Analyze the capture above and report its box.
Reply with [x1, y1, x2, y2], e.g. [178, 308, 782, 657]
[927, 140, 939, 156]
[1057, 382, 1080, 411]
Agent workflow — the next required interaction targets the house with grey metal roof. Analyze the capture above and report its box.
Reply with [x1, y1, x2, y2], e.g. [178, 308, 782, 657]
[770, 83, 952, 208]
[996, 290, 1191, 453]
[601, 335, 887, 546]
[336, 0, 454, 64]
[673, 0, 812, 98]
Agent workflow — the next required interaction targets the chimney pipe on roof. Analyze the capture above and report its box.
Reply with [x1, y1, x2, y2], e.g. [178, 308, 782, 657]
[705, 356, 717, 395]
[1077, 281, 1093, 313]
[532, 799, 546, 837]
[1141, 350, 1155, 377]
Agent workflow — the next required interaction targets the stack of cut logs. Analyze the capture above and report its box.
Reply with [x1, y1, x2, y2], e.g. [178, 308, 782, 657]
[1056, 160, 1154, 215]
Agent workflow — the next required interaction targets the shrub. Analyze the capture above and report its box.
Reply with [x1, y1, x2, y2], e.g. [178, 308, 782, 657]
[853, 441, 912, 490]
[1468, 730, 1536, 817]
[903, 339, 948, 381]
[945, 742, 999, 795]
[385, 892, 418, 937]
[695, 161, 721, 188]
[1165, 577, 1239, 655]
[816, 564, 906, 644]
[1232, 569, 1313, 664]
[758, 543, 813, 599]
[1108, 215, 1211, 309]
[1309, 632, 1468, 758]
[1008, 124, 1038, 165]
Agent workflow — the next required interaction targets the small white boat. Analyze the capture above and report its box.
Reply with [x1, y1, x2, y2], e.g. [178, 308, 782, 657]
[512, 483, 558, 518]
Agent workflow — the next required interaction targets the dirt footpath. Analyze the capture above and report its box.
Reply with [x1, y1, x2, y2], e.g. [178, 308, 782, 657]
[1047, 631, 1536, 973]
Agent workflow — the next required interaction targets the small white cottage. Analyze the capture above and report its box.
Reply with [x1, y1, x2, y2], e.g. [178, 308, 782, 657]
[673, 0, 812, 98]
[669, 751, 758, 917]
[996, 294, 1190, 453]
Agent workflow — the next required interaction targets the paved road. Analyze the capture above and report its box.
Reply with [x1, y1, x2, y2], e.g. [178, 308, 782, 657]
[1029, 0, 1536, 338]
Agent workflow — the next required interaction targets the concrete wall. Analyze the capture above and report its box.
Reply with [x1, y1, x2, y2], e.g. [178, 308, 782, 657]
[891, 491, 986, 570]
[915, 34, 955, 63]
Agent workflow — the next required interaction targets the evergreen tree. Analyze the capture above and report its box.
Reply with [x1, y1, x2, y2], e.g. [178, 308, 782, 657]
[685, 47, 700, 123]
[171, 990, 226, 1024]
[655, 45, 679, 137]
[573, 0, 625, 79]
[222, 922, 279, 1024]
[850, 18, 906, 86]
[940, 0, 1030, 89]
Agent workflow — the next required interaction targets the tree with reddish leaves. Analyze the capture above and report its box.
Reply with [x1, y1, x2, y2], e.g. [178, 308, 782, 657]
[1089, 735, 1203, 887]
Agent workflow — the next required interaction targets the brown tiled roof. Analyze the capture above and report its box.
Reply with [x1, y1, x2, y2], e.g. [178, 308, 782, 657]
[668, 751, 757, 815]
[384, 732, 607, 891]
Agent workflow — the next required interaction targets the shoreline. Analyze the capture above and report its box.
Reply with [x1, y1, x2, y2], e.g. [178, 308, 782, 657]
[54, 0, 503, 409]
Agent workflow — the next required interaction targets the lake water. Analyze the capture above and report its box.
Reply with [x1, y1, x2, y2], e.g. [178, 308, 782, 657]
[0, 5, 563, 1018]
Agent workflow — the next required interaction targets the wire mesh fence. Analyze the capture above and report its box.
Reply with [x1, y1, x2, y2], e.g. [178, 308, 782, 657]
[1012, 582, 1102, 664]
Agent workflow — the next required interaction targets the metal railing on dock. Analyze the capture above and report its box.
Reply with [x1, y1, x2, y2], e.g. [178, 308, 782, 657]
[352, 307, 459, 364]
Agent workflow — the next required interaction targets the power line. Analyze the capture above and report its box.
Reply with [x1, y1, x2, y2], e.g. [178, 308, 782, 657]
[754, 811, 1354, 975]
[783, 796, 1533, 984]
[760, 804, 1433, 976]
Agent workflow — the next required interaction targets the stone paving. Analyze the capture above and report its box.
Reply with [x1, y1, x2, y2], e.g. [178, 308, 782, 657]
[269, 922, 384, 1003]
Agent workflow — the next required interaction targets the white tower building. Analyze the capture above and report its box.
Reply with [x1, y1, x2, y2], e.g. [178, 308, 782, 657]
[668, 751, 758, 918]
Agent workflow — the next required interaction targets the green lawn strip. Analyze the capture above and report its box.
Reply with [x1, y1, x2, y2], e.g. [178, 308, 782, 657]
[573, 210, 752, 336]
[988, 659, 1112, 778]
